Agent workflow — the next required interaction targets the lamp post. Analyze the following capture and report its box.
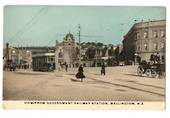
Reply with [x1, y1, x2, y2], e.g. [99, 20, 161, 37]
[11, 49, 16, 63]
[78, 24, 81, 65]
[134, 53, 138, 65]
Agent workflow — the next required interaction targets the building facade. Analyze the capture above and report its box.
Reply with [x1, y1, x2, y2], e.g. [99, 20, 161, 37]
[122, 20, 166, 64]
[3, 45, 55, 69]
[55, 33, 80, 68]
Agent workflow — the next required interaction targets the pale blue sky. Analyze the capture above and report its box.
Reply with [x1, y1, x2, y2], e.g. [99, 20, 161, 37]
[3, 6, 166, 47]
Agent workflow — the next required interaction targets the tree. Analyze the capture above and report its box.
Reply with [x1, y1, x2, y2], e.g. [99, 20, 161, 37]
[108, 45, 115, 56]
[102, 46, 107, 57]
[96, 42, 103, 47]
[86, 47, 96, 60]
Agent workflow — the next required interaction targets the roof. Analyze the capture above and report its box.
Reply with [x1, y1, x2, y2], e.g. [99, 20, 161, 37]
[32, 53, 55, 57]
[123, 19, 166, 40]
[14, 46, 55, 50]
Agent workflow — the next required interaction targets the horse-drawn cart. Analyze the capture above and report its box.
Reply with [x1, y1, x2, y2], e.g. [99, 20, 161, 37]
[137, 61, 165, 78]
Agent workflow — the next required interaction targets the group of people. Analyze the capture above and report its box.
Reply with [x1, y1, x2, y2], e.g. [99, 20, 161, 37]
[138, 52, 165, 78]
[4, 63, 30, 71]
[150, 53, 161, 64]
[75, 63, 106, 82]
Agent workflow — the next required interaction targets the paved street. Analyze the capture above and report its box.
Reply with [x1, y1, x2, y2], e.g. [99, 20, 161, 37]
[3, 66, 165, 101]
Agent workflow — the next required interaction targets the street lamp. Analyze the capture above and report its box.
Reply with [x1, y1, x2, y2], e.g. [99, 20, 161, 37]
[11, 49, 16, 63]
[134, 53, 138, 65]
[12, 50, 15, 54]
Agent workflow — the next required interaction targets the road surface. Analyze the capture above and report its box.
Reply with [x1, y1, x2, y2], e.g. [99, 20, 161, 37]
[3, 66, 165, 101]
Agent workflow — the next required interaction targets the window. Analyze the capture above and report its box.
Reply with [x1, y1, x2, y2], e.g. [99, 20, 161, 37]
[68, 37, 71, 41]
[160, 30, 165, 37]
[153, 42, 158, 50]
[136, 32, 140, 39]
[51, 57, 54, 62]
[161, 42, 165, 50]
[58, 52, 63, 58]
[138, 46, 140, 51]
[162, 55, 165, 63]
[144, 43, 148, 50]
[143, 32, 148, 38]
[153, 31, 158, 38]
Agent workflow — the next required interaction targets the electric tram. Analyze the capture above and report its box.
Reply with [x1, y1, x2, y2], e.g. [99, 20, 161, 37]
[32, 53, 55, 72]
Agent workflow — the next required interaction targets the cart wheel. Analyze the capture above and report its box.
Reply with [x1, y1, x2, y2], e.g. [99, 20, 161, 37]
[151, 70, 157, 78]
[145, 69, 151, 77]
[137, 67, 143, 76]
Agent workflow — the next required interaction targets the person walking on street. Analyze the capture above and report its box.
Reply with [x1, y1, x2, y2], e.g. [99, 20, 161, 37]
[65, 62, 68, 72]
[101, 64, 106, 75]
[76, 64, 85, 82]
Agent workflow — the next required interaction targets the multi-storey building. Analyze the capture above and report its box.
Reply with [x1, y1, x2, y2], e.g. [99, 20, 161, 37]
[122, 20, 166, 64]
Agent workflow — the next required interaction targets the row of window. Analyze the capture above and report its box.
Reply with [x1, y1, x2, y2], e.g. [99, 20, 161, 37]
[137, 42, 165, 51]
[33, 56, 54, 63]
[136, 30, 165, 39]
[64, 37, 74, 42]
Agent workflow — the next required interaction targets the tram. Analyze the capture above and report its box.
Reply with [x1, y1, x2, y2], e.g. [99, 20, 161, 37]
[32, 53, 55, 72]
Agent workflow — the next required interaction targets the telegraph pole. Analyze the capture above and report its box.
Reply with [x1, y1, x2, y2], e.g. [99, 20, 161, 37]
[6, 43, 9, 61]
[78, 24, 81, 65]
[5, 43, 9, 69]
[95, 40, 97, 67]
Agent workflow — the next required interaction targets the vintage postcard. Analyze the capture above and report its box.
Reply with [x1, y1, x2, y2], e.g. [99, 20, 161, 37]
[2, 6, 166, 110]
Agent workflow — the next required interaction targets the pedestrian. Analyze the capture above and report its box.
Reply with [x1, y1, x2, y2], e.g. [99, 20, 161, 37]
[101, 64, 106, 75]
[65, 62, 68, 72]
[9, 63, 13, 71]
[76, 64, 85, 82]
[155, 52, 160, 63]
